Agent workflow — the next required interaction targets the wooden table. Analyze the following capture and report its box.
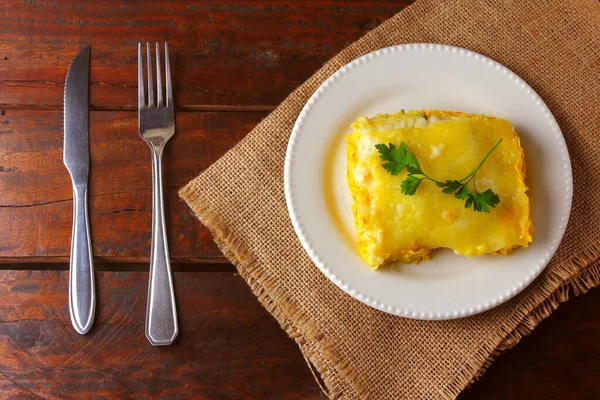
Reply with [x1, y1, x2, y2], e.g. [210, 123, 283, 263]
[1, 1, 599, 398]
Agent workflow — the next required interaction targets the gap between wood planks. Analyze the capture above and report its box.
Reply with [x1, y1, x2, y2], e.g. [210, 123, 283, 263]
[0, 262, 237, 272]
[0, 104, 276, 112]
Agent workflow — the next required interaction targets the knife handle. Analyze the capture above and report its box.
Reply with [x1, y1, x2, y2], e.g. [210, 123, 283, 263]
[68, 185, 96, 334]
[145, 148, 178, 346]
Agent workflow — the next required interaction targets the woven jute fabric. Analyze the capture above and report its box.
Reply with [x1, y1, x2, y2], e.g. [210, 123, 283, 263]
[180, 1, 600, 398]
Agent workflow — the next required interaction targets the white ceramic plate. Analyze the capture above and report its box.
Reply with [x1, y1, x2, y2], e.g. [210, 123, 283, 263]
[284, 44, 572, 320]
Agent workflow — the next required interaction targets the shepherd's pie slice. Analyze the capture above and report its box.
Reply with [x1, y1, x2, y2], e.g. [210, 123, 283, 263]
[346, 110, 533, 268]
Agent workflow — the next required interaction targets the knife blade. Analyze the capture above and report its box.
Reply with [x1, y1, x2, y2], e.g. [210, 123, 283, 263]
[63, 45, 95, 334]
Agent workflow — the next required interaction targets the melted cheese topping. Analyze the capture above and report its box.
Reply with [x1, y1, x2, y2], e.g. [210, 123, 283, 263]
[346, 110, 533, 268]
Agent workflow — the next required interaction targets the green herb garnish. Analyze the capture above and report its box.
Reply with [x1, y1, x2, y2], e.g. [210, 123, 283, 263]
[375, 138, 502, 213]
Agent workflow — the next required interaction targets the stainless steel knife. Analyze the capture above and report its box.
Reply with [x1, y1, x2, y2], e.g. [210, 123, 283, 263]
[63, 46, 95, 334]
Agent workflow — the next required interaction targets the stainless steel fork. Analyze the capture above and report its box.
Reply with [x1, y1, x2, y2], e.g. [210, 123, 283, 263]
[138, 42, 178, 346]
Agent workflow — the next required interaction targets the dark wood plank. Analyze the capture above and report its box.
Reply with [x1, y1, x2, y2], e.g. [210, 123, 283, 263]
[0, 270, 323, 399]
[1, 269, 600, 399]
[0, 109, 265, 263]
[0, 262, 237, 272]
[460, 288, 600, 400]
[0, 0, 411, 110]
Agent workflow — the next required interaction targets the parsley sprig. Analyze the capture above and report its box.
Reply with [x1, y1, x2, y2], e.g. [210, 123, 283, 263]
[375, 139, 503, 213]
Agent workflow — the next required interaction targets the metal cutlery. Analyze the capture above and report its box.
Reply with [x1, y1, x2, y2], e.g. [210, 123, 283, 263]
[138, 42, 178, 346]
[63, 45, 95, 334]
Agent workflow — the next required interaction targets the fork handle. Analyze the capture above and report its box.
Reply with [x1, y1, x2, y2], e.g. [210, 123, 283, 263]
[146, 146, 178, 346]
[69, 185, 96, 334]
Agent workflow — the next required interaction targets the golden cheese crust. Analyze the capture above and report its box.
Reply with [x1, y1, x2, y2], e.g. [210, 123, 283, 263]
[346, 110, 533, 268]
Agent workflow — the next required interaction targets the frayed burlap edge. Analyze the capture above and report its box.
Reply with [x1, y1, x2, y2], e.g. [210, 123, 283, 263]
[179, 185, 357, 399]
[180, 181, 600, 399]
[441, 246, 600, 398]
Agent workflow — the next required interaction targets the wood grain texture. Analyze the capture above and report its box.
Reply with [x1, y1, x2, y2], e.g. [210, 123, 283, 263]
[1, 269, 600, 399]
[0, 110, 265, 263]
[0, 270, 323, 400]
[460, 287, 600, 400]
[0, 262, 237, 272]
[0, 0, 410, 110]
[3, 0, 600, 399]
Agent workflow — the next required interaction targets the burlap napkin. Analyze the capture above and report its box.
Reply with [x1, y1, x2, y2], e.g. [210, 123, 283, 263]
[180, 0, 600, 398]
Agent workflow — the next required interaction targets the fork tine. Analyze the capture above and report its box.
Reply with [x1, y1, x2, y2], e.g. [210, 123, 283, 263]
[146, 42, 154, 108]
[137, 43, 145, 109]
[155, 43, 163, 107]
[165, 43, 173, 108]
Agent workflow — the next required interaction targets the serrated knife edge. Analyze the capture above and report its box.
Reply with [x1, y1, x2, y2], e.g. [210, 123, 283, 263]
[63, 45, 95, 335]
